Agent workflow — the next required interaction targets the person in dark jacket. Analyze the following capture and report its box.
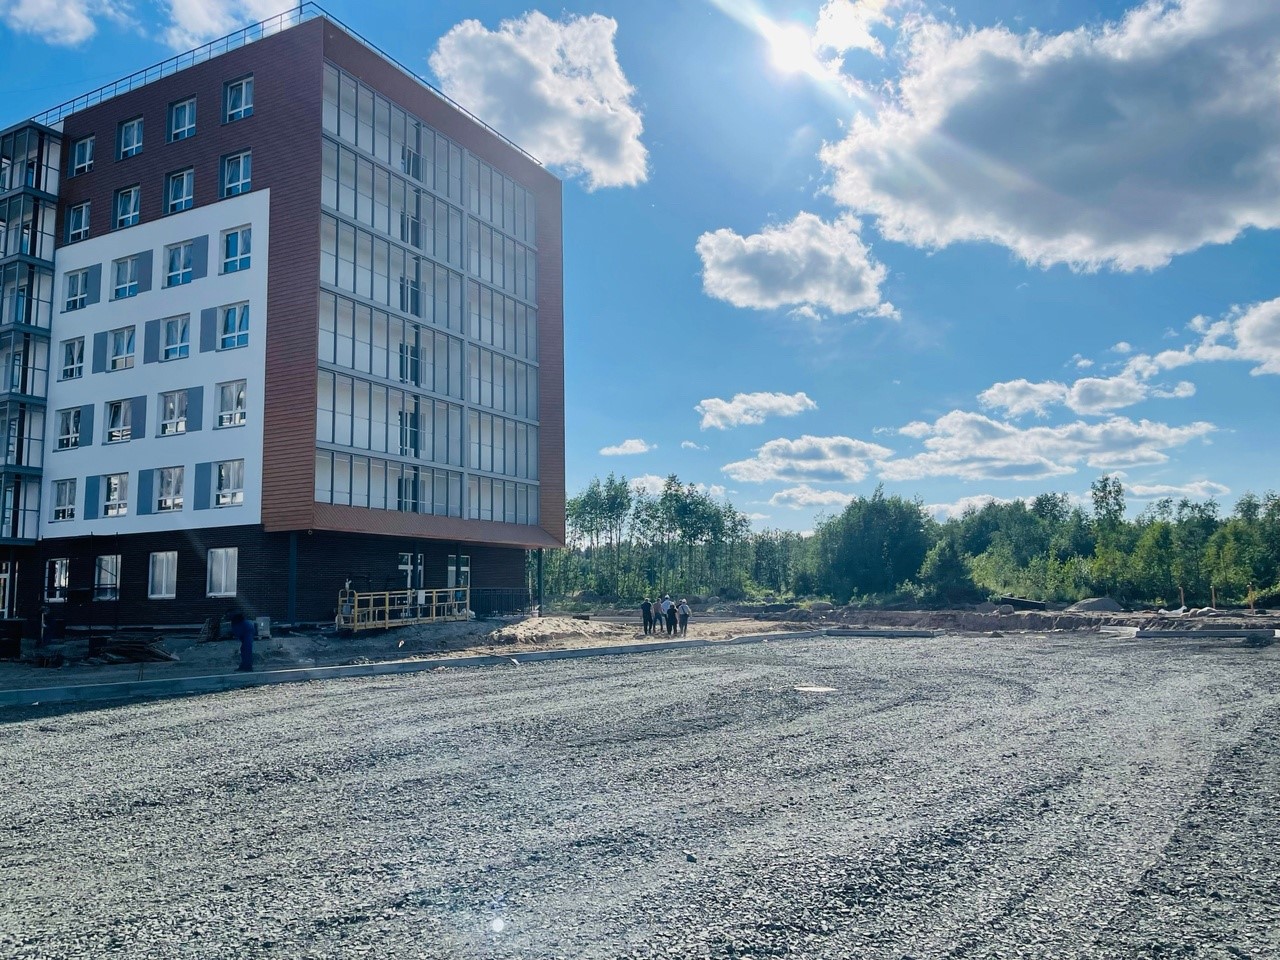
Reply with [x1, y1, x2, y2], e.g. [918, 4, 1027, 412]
[665, 600, 678, 635]
[641, 598, 654, 635]
[231, 612, 256, 672]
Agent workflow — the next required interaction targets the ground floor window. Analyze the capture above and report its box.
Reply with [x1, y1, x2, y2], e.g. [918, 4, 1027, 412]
[398, 552, 424, 589]
[207, 547, 238, 597]
[94, 555, 121, 601]
[447, 554, 470, 589]
[149, 551, 178, 599]
[45, 558, 68, 602]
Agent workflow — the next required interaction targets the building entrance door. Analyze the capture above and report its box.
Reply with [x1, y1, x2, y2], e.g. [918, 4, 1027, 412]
[0, 561, 12, 618]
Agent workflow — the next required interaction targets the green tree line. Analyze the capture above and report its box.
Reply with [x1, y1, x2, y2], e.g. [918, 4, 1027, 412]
[542, 473, 1280, 609]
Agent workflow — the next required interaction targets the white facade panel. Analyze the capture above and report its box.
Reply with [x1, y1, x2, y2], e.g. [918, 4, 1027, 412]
[40, 190, 270, 538]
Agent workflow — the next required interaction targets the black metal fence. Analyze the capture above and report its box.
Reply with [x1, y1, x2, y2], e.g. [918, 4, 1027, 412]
[470, 588, 533, 619]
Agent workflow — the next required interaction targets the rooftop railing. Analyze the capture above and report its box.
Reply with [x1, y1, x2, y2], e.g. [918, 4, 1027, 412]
[30, 3, 541, 166]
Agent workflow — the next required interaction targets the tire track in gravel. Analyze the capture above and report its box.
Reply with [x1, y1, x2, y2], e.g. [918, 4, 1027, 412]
[1088, 706, 1280, 960]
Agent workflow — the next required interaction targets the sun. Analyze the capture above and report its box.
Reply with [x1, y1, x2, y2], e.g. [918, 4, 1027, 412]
[763, 21, 820, 76]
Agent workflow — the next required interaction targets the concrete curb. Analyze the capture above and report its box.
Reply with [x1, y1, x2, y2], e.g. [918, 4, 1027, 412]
[0, 627, 933, 709]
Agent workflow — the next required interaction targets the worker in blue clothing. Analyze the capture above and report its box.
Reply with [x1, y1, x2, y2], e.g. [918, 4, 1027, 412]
[231, 612, 256, 672]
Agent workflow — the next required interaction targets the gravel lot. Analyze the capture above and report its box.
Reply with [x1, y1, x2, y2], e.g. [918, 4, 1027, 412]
[2, 632, 1278, 959]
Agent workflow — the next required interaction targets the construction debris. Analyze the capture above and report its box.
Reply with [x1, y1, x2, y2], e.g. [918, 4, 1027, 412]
[85, 637, 179, 664]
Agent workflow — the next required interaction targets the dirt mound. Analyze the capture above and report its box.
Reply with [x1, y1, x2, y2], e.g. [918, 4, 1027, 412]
[486, 616, 628, 646]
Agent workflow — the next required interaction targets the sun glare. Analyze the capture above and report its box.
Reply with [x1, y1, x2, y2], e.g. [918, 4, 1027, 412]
[763, 21, 820, 76]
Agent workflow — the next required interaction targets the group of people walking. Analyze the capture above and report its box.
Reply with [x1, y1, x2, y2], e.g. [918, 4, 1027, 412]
[641, 595, 691, 636]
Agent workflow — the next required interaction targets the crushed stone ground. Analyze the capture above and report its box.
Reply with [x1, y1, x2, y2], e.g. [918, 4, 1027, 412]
[2, 631, 1278, 958]
[0, 616, 781, 692]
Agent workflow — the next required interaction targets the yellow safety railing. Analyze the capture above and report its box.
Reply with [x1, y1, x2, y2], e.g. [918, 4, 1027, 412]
[336, 586, 470, 631]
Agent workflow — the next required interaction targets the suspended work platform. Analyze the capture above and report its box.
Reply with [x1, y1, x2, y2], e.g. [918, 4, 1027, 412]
[337, 587, 471, 631]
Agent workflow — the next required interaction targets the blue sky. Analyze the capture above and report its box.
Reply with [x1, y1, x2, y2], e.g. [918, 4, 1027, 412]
[5, 0, 1278, 532]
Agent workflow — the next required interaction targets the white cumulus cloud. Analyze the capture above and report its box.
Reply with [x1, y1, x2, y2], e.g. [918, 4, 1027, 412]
[924, 494, 1009, 520]
[723, 435, 893, 483]
[1153, 297, 1280, 376]
[1128, 480, 1230, 499]
[978, 379, 1068, 418]
[820, 0, 1280, 270]
[2, 0, 129, 45]
[696, 213, 893, 319]
[1064, 374, 1150, 415]
[164, 0, 282, 49]
[814, 0, 891, 58]
[880, 411, 1215, 482]
[982, 363, 1198, 418]
[629, 474, 666, 496]
[681, 440, 709, 451]
[769, 485, 857, 509]
[430, 12, 647, 190]
[696, 391, 818, 430]
[600, 438, 654, 456]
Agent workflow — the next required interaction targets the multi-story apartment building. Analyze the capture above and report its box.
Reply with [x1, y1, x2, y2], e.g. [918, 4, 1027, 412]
[0, 7, 565, 630]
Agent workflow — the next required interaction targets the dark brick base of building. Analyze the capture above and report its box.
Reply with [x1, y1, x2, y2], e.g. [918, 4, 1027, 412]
[15, 526, 529, 634]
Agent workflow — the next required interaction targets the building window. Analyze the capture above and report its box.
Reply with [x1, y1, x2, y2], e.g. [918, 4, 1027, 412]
[112, 256, 139, 299]
[224, 76, 253, 122]
[70, 136, 94, 175]
[45, 558, 69, 602]
[399, 343, 420, 385]
[169, 98, 196, 141]
[65, 270, 89, 311]
[222, 151, 251, 196]
[219, 303, 248, 349]
[207, 547, 238, 597]
[398, 409, 419, 457]
[159, 390, 188, 435]
[52, 479, 77, 521]
[103, 472, 129, 516]
[115, 185, 140, 229]
[215, 459, 244, 507]
[56, 408, 81, 449]
[118, 117, 143, 159]
[165, 241, 193, 286]
[6, 277, 30, 324]
[396, 473, 419, 512]
[156, 466, 184, 511]
[149, 551, 178, 599]
[94, 555, 121, 600]
[108, 327, 135, 371]
[217, 380, 246, 427]
[105, 400, 132, 442]
[222, 226, 250, 272]
[163, 315, 189, 360]
[52, 479, 76, 521]
[446, 554, 471, 589]
[166, 169, 194, 213]
[60, 339, 84, 380]
[67, 202, 90, 242]
[399, 552, 425, 589]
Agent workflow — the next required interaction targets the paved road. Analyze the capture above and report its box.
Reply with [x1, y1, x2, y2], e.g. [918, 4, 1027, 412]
[2, 633, 1278, 959]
